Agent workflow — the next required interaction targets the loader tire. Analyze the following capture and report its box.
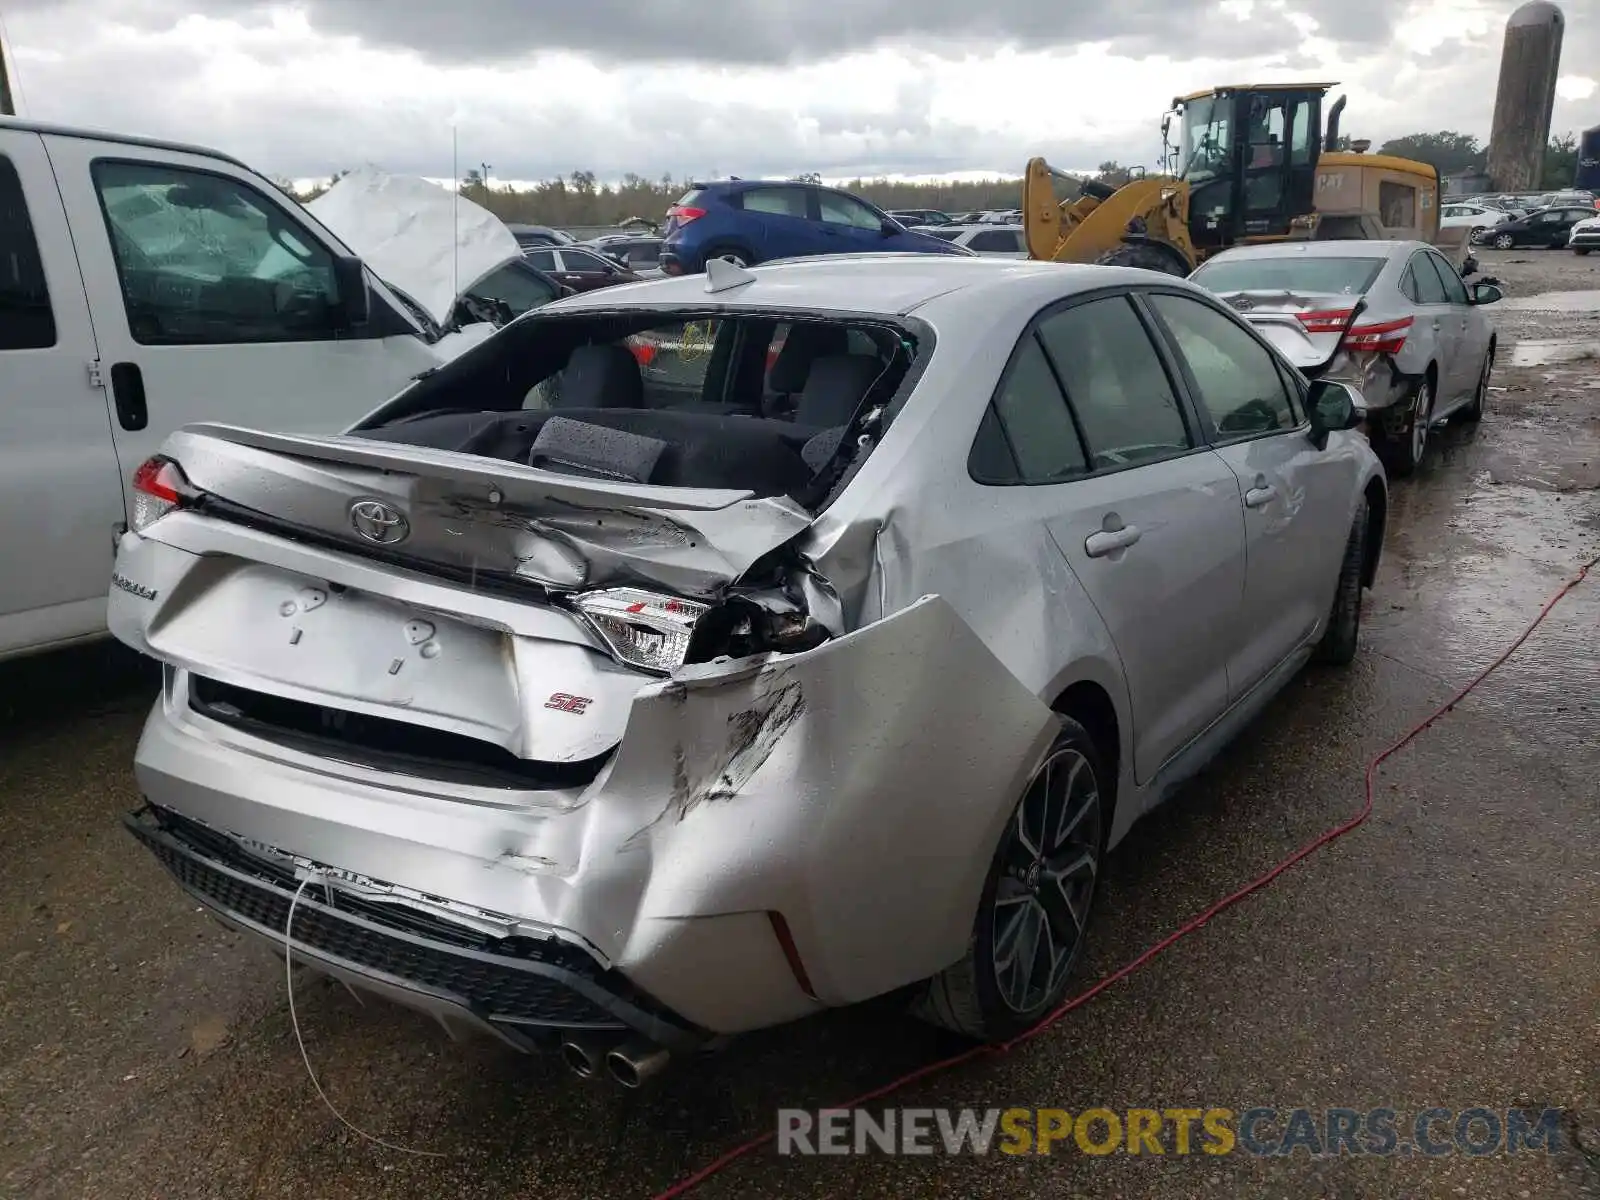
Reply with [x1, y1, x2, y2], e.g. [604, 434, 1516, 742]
[1095, 242, 1189, 276]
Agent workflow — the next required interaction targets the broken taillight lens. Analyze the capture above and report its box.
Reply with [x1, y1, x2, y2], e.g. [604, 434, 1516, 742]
[572, 588, 710, 674]
[130, 456, 195, 533]
[1295, 308, 1356, 335]
[1342, 316, 1413, 356]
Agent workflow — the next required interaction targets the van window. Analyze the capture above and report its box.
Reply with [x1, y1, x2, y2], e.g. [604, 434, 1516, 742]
[92, 161, 342, 345]
[0, 155, 56, 350]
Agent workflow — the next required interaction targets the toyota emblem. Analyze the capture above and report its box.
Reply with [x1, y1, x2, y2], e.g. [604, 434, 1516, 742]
[348, 499, 410, 545]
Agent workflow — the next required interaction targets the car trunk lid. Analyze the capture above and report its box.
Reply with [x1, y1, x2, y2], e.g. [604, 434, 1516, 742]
[162, 423, 813, 600]
[1212, 289, 1362, 370]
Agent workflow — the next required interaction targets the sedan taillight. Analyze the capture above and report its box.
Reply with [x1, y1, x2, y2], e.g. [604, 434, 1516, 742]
[1343, 316, 1413, 356]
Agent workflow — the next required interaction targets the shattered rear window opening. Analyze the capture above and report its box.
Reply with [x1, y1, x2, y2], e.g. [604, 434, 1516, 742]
[348, 309, 924, 508]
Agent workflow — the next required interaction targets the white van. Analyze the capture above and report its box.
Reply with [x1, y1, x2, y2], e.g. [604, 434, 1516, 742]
[0, 119, 560, 661]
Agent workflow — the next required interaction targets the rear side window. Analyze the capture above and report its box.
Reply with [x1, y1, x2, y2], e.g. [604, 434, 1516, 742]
[1192, 256, 1385, 296]
[982, 336, 1089, 483]
[93, 160, 341, 346]
[674, 189, 704, 208]
[0, 155, 56, 350]
[742, 187, 808, 218]
[1409, 253, 1449, 303]
[1038, 297, 1194, 466]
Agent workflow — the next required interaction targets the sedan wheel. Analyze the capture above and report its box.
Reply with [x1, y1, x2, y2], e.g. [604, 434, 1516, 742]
[913, 718, 1105, 1042]
[1494, 232, 1515, 250]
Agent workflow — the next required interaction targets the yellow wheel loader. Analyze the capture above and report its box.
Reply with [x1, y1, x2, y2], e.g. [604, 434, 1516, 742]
[1023, 84, 1466, 275]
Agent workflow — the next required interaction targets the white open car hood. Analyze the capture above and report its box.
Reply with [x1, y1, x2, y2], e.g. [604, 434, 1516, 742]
[307, 167, 524, 329]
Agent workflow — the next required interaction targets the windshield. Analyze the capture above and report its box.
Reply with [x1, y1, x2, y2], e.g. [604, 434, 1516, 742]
[1180, 96, 1231, 183]
[1193, 256, 1387, 296]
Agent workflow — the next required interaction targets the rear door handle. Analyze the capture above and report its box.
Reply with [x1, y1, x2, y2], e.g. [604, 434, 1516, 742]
[109, 362, 148, 431]
[1084, 525, 1141, 557]
[1244, 484, 1277, 508]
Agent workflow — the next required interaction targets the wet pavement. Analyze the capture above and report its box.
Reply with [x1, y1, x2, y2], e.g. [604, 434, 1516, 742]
[2, 248, 1597, 1200]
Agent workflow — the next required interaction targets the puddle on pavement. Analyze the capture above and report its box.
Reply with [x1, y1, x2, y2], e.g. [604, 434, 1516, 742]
[1497, 290, 1600, 314]
[1509, 338, 1600, 366]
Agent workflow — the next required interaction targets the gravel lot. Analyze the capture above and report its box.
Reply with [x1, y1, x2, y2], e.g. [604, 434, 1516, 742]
[1, 246, 1596, 1200]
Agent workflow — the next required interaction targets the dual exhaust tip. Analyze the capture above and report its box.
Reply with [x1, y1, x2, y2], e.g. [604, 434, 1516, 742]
[561, 1034, 670, 1088]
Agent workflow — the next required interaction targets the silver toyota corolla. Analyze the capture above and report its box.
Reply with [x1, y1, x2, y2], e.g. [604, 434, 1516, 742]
[1189, 240, 1502, 478]
[108, 255, 1386, 1085]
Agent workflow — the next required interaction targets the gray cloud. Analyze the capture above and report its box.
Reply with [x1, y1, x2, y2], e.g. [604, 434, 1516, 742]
[7, 0, 1384, 64]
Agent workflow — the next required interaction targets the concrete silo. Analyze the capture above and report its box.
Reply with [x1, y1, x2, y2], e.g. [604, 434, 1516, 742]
[1486, 1, 1565, 192]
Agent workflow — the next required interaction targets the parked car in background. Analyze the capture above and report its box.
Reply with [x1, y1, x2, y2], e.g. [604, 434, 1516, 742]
[1441, 203, 1508, 242]
[508, 223, 575, 249]
[1533, 190, 1597, 210]
[1570, 214, 1600, 255]
[1190, 240, 1501, 477]
[888, 208, 952, 226]
[658, 180, 974, 274]
[1486, 206, 1598, 249]
[109, 255, 1383, 1069]
[922, 223, 1029, 257]
[522, 244, 641, 292]
[592, 235, 665, 276]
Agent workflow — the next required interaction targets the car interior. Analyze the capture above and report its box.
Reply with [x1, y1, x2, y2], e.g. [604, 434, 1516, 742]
[351, 312, 918, 506]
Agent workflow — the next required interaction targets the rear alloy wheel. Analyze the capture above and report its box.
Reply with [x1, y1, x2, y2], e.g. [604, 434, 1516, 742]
[1314, 498, 1369, 666]
[1461, 348, 1492, 423]
[1380, 378, 1433, 478]
[914, 718, 1105, 1043]
[1493, 232, 1515, 250]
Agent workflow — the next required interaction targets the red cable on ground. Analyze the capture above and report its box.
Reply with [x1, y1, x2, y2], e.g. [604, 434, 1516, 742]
[650, 551, 1599, 1200]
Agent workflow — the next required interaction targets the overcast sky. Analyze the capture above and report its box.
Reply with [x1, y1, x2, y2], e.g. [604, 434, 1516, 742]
[4, 0, 1597, 185]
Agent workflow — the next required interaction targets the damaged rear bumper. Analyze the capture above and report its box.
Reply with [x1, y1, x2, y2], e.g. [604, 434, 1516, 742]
[124, 594, 1058, 1040]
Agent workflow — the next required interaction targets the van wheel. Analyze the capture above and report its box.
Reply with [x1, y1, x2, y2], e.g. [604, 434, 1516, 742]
[1314, 499, 1368, 666]
[912, 717, 1105, 1043]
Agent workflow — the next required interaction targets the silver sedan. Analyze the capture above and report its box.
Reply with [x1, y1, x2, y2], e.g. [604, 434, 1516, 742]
[107, 255, 1386, 1083]
[1189, 240, 1503, 477]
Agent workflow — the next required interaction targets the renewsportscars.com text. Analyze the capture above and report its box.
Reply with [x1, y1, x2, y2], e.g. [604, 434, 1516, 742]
[776, 1106, 1566, 1158]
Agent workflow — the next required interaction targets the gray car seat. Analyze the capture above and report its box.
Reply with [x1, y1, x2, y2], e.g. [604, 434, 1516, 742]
[556, 343, 644, 409]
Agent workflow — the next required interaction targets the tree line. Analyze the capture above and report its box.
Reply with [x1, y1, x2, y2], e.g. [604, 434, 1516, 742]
[284, 132, 1585, 230]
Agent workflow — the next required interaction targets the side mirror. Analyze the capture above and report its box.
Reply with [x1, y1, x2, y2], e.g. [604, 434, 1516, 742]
[1470, 281, 1503, 305]
[331, 254, 371, 328]
[880, 219, 904, 237]
[558, 284, 577, 298]
[1307, 379, 1364, 449]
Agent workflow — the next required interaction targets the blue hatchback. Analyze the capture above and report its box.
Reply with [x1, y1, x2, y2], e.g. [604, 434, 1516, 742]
[659, 180, 976, 274]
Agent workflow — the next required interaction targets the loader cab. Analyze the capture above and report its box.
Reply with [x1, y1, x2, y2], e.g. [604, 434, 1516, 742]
[1175, 84, 1328, 253]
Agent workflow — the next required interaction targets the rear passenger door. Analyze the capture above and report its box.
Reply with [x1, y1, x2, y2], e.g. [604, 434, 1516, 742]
[739, 186, 816, 260]
[1143, 290, 1355, 697]
[982, 292, 1248, 782]
[0, 129, 129, 654]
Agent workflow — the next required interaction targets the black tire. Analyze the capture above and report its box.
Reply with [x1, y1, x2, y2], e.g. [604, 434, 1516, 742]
[701, 244, 755, 270]
[1576, 248, 1592, 257]
[1493, 232, 1515, 250]
[913, 717, 1106, 1043]
[1460, 345, 1492, 423]
[1375, 376, 1433, 478]
[1094, 241, 1189, 276]
[1315, 499, 1369, 666]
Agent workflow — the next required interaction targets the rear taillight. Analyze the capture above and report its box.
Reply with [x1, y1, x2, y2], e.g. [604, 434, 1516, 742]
[1343, 316, 1413, 355]
[1295, 308, 1355, 334]
[667, 205, 707, 224]
[130, 456, 193, 532]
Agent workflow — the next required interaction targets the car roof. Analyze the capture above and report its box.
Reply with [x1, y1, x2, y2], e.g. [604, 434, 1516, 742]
[0, 114, 247, 168]
[545, 254, 1182, 318]
[1198, 239, 1430, 264]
